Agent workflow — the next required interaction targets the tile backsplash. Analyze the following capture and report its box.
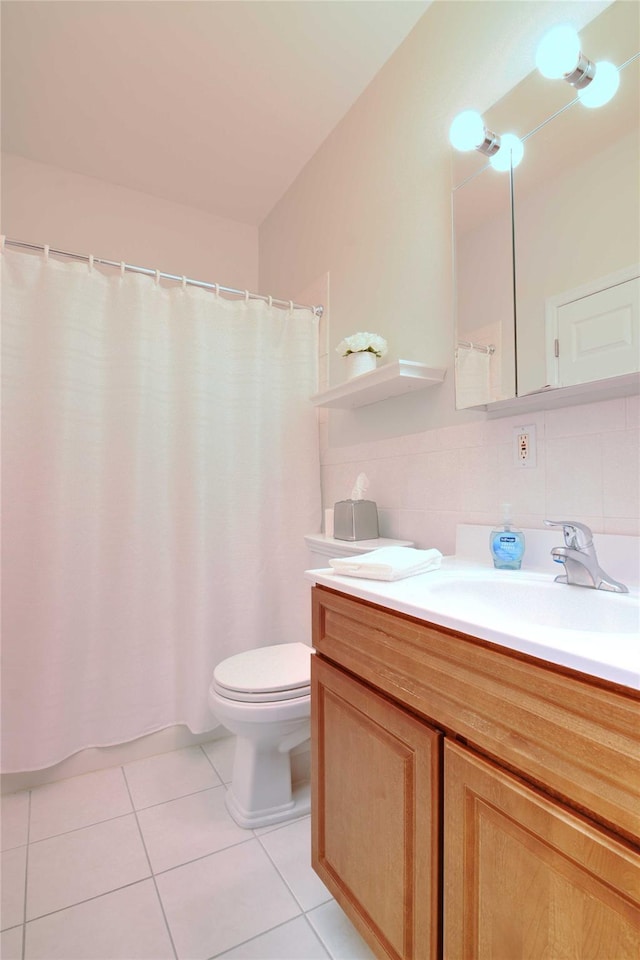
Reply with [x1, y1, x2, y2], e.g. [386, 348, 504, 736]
[319, 395, 640, 556]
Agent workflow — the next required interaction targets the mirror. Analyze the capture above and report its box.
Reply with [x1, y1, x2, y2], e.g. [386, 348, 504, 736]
[453, 1, 640, 410]
[452, 148, 515, 406]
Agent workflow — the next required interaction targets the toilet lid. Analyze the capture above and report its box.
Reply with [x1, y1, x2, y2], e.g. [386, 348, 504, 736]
[213, 642, 312, 697]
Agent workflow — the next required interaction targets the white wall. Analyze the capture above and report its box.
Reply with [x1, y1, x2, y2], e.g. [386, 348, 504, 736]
[259, 0, 611, 443]
[2, 153, 258, 288]
[259, 0, 638, 547]
[320, 396, 640, 553]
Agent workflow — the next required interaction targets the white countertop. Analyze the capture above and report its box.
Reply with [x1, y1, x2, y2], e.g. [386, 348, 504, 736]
[305, 554, 640, 690]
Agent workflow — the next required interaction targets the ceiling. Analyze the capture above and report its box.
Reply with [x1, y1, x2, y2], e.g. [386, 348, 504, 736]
[1, 0, 431, 226]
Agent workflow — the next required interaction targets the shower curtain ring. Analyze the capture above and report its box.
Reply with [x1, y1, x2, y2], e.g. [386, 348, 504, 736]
[244, 290, 250, 303]
[120, 262, 126, 277]
[43, 244, 50, 261]
[0, 235, 5, 253]
[181, 276, 187, 289]
[268, 295, 273, 308]
[88, 255, 94, 272]
[154, 269, 160, 285]
[214, 283, 220, 298]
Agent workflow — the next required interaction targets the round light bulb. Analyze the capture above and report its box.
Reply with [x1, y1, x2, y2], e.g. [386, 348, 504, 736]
[577, 61, 620, 108]
[449, 110, 485, 151]
[490, 134, 524, 172]
[536, 25, 580, 79]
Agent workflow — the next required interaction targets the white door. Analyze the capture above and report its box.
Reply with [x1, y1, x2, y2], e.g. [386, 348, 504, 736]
[546, 272, 639, 387]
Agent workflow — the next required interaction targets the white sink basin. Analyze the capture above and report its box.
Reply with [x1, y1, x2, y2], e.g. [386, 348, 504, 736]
[426, 575, 639, 634]
[308, 531, 640, 687]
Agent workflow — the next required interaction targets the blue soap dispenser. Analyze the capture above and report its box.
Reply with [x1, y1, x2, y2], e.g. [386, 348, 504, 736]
[490, 503, 525, 570]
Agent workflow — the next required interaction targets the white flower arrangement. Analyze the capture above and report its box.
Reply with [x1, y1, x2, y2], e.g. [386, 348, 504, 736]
[336, 332, 388, 358]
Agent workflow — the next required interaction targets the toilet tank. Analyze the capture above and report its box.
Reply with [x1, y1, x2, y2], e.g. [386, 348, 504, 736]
[304, 533, 414, 569]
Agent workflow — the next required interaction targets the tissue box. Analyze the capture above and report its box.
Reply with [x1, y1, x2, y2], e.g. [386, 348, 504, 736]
[333, 500, 379, 541]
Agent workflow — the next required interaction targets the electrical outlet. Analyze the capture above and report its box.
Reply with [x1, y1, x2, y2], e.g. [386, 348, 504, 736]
[513, 424, 537, 468]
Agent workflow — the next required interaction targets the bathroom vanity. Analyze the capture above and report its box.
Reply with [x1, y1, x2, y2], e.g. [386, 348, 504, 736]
[308, 552, 640, 960]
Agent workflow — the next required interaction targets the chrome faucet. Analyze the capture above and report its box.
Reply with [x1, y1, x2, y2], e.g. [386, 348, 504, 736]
[544, 520, 628, 593]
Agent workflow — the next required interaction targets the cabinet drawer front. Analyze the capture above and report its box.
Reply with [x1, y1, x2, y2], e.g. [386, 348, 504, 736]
[312, 656, 441, 960]
[444, 741, 640, 960]
[313, 586, 640, 843]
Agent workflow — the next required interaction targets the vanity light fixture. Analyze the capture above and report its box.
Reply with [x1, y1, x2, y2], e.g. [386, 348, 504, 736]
[448, 110, 524, 170]
[535, 24, 620, 108]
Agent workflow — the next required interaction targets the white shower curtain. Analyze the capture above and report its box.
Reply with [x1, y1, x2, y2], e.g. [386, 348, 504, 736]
[1, 248, 321, 772]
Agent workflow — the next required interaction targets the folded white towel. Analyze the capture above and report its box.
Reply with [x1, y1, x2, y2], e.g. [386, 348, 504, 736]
[329, 546, 443, 581]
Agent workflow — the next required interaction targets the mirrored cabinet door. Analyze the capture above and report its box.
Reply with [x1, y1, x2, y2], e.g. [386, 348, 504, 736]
[453, 166, 515, 408]
[513, 53, 639, 397]
[452, 0, 639, 412]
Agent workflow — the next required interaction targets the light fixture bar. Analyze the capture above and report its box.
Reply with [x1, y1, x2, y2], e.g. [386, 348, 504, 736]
[564, 53, 596, 90]
[477, 129, 501, 158]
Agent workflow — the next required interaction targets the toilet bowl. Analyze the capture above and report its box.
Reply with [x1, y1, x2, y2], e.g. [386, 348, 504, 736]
[209, 534, 415, 828]
[208, 642, 312, 828]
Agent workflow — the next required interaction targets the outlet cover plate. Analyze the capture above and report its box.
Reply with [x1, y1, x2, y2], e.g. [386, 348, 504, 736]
[514, 423, 537, 468]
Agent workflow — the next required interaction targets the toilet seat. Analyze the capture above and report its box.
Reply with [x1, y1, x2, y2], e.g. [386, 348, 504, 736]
[213, 642, 312, 703]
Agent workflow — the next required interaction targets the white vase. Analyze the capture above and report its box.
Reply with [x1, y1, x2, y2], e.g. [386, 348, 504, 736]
[345, 351, 377, 379]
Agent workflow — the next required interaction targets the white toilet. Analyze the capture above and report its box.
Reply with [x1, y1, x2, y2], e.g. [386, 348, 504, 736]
[208, 533, 414, 828]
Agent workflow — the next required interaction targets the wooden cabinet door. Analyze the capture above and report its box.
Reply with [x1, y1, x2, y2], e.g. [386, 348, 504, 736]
[444, 740, 640, 960]
[312, 655, 442, 960]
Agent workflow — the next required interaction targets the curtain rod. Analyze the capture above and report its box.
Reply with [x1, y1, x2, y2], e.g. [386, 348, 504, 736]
[2, 238, 324, 318]
[457, 339, 495, 355]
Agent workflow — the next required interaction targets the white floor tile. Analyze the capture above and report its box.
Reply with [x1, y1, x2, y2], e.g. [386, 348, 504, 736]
[1, 791, 29, 850]
[26, 814, 150, 920]
[124, 746, 222, 809]
[259, 817, 332, 912]
[307, 901, 377, 960]
[1, 925, 23, 960]
[156, 838, 300, 960]
[1, 846, 26, 930]
[217, 915, 330, 959]
[136, 785, 249, 873]
[8, 743, 378, 960]
[202, 735, 235, 783]
[29, 767, 132, 842]
[23, 879, 174, 959]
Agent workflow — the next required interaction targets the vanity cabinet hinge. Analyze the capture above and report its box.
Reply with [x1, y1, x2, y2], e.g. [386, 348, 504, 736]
[554, 338, 560, 358]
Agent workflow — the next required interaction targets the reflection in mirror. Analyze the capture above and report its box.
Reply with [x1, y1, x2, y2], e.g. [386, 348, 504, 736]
[452, 0, 639, 411]
[514, 51, 639, 396]
[453, 164, 515, 407]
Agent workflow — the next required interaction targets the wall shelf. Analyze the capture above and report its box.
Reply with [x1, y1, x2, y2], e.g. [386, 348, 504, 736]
[482, 371, 640, 418]
[310, 360, 446, 409]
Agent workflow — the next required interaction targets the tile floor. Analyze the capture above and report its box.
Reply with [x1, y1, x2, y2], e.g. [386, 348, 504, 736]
[1, 738, 376, 960]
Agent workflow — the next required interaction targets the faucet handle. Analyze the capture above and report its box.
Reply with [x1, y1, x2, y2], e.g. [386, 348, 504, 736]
[544, 519, 594, 550]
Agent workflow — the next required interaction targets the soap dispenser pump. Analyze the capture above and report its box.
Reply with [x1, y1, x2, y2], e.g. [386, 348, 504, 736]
[490, 504, 525, 570]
